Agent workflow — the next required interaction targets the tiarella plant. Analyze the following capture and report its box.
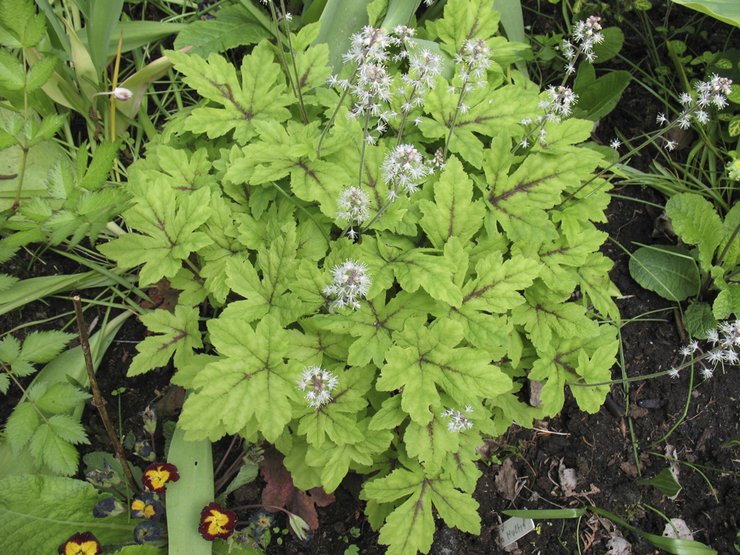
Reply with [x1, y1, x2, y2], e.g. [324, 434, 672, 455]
[98, 1, 621, 552]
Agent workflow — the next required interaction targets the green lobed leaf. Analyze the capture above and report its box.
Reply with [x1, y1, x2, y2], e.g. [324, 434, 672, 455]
[98, 186, 213, 286]
[19, 330, 75, 363]
[419, 156, 485, 248]
[179, 316, 306, 442]
[127, 304, 203, 376]
[167, 42, 292, 143]
[377, 318, 512, 424]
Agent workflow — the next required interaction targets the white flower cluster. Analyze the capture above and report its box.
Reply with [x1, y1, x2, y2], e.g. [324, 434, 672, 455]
[670, 320, 739, 380]
[381, 144, 431, 198]
[539, 85, 578, 121]
[336, 186, 370, 225]
[323, 260, 371, 310]
[562, 15, 604, 74]
[656, 74, 733, 150]
[399, 49, 442, 113]
[454, 38, 491, 93]
[441, 406, 474, 433]
[298, 366, 338, 409]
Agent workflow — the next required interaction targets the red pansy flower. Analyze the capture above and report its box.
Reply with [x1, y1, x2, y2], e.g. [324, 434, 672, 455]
[198, 502, 237, 541]
[142, 462, 180, 493]
[58, 532, 102, 555]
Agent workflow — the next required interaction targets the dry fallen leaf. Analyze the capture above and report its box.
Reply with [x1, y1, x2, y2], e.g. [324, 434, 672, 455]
[495, 458, 519, 501]
[662, 518, 693, 540]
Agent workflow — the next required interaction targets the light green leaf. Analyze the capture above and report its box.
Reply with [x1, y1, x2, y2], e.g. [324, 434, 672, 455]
[431, 0, 500, 51]
[180, 316, 301, 442]
[98, 186, 213, 286]
[669, 0, 740, 27]
[168, 42, 292, 143]
[127, 305, 203, 376]
[628, 245, 701, 302]
[572, 64, 631, 121]
[377, 481, 434, 555]
[428, 479, 480, 534]
[166, 425, 213, 555]
[0, 50, 24, 90]
[419, 156, 485, 248]
[377, 319, 512, 424]
[684, 302, 717, 339]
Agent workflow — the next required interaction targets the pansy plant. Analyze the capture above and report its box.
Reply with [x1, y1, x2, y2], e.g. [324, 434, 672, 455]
[99, 1, 622, 552]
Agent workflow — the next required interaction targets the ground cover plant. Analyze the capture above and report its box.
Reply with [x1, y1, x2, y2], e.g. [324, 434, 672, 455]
[0, 0, 738, 554]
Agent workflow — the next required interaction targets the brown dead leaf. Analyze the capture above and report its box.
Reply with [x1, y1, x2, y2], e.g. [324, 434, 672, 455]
[495, 458, 519, 501]
[259, 448, 335, 531]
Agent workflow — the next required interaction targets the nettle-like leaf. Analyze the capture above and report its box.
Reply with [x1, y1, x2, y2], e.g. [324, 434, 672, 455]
[0, 331, 75, 382]
[127, 305, 203, 376]
[98, 186, 213, 286]
[179, 316, 312, 442]
[167, 42, 292, 143]
[377, 318, 512, 425]
[0, 474, 134, 553]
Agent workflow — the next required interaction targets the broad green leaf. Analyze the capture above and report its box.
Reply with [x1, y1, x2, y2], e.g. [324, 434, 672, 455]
[666, 193, 724, 269]
[512, 283, 600, 352]
[179, 316, 304, 442]
[312, 291, 427, 367]
[628, 245, 701, 302]
[485, 149, 597, 243]
[713, 283, 740, 319]
[430, 0, 500, 51]
[576, 253, 621, 320]
[166, 426, 213, 555]
[127, 305, 203, 376]
[420, 84, 538, 168]
[684, 302, 717, 339]
[404, 417, 457, 475]
[572, 64, 631, 121]
[669, 0, 740, 27]
[98, 186, 213, 286]
[530, 327, 617, 416]
[592, 27, 625, 63]
[0, 474, 134, 552]
[360, 237, 463, 307]
[419, 156, 485, 248]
